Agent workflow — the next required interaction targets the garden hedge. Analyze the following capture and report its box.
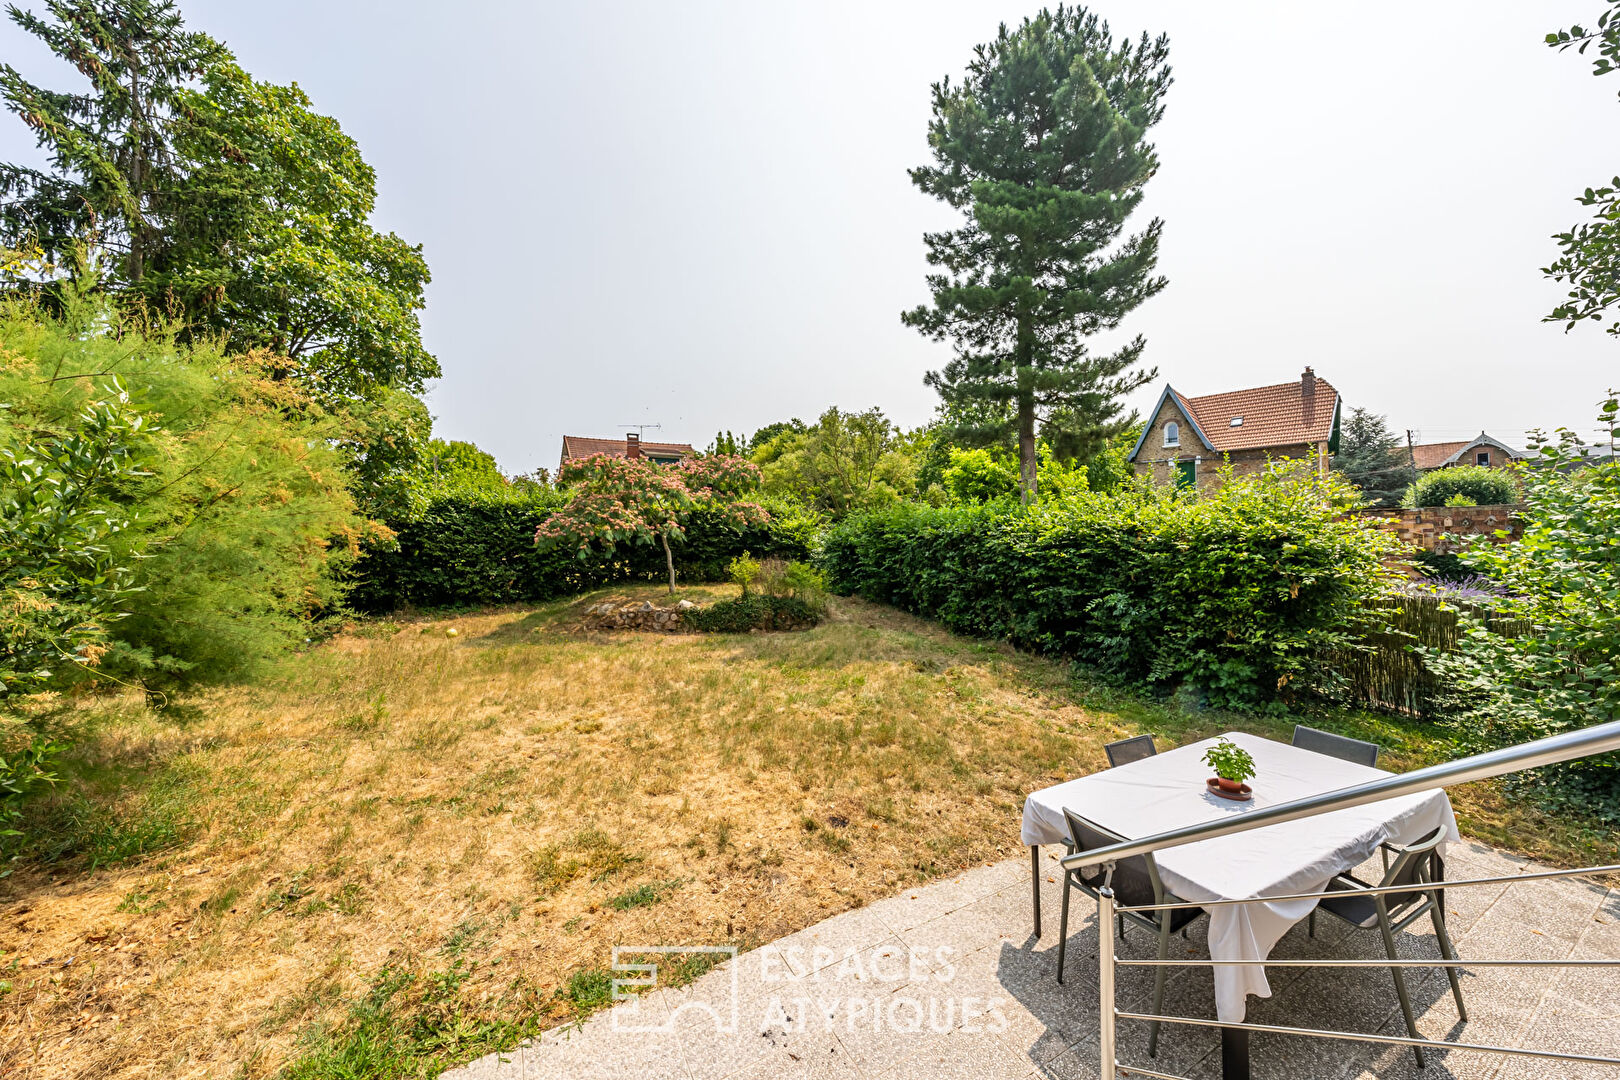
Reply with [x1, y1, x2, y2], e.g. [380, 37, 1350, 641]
[351, 490, 817, 612]
[1408, 465, 1519, 508]
[819, 470, 1395, 707]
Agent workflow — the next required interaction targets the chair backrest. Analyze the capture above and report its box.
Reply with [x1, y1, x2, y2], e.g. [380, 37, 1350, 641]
[1378, 828, 1446, 913]
[1292, 724, 1380, 768]
[1105, 734, 1157, 768]
[1062, 808, 1164, 910]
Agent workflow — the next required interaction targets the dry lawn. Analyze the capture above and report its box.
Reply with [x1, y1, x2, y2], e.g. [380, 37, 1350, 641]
[0, 586, 1613, 1080]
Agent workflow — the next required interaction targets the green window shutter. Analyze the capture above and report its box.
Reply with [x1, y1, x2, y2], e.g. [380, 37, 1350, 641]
[1175, 459, 1197, 490]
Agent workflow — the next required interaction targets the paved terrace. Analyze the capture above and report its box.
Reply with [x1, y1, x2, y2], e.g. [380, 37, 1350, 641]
[444, 840, 1618, 1080]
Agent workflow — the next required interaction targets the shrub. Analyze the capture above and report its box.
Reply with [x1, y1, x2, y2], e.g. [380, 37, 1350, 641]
[1410, 550, 1469, 583]
[1, 291, 371, 691]
[682, 594, 823, 633]
[819, 463, 1395, 707]
[728, 552, 761, 596]
[753, 558, 828, 604]
[1427, 395, 1620, 822]
[351, 491, 816, 612]
[942, 447, 1017, 503]
[1405, 465, 1518, 508]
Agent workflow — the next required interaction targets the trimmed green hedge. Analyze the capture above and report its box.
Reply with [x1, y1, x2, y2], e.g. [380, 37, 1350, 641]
[1408, 465, 1518, 508]
[819, 470, 1394, 707]
[683, 594, 823, 632]
[351, 490, 817, 612]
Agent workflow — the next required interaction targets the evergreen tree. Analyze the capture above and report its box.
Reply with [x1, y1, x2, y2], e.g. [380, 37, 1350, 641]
[709, 430, 744, 456]
[1331, 407, 1416, 507]
[0, 0, 225, 282]
[904, 6, 1170, 502]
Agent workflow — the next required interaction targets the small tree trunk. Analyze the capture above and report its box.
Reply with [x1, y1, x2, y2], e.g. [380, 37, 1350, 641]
[661, 531, 676, 594]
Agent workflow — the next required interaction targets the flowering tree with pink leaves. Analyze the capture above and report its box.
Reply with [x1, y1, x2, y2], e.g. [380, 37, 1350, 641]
[534, 454, 770, 593]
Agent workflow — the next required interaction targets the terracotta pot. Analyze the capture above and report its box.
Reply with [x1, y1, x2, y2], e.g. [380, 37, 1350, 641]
[1216, 777, 1245, 794]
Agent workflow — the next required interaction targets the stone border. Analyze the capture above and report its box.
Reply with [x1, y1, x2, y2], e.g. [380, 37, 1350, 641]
[581, 600, 696, 632]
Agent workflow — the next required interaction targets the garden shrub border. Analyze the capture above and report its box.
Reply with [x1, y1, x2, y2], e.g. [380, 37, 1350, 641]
[350, 491, 818, 612]
[818, 471, 1395, 708]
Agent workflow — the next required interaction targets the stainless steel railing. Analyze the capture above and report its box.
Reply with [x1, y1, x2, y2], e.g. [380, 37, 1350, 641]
[1061, 719, 1620, 1079]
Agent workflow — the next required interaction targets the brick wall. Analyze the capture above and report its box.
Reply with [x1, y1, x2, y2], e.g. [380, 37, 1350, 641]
[1348, 504, 1525, 577]
[1349, 504, 1525, 553]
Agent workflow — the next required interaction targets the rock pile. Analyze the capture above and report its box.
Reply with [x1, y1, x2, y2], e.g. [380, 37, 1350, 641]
[581, 599, 696, 633]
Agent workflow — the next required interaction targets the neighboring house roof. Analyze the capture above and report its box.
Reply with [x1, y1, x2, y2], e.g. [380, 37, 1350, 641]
[558, 436, 697, 470]
[1408, 432, 1525, 470]
[1408, 440, 1471, 471]
[1128, 369, 1341, 461]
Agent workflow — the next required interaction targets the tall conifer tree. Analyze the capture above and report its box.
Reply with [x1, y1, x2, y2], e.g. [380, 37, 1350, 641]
[905, 7, 1170, 501]
[0, 0, 224, 282]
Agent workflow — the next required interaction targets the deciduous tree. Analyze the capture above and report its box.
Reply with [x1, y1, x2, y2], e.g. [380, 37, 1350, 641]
[1544, 3, 1620, 337]
[535, 455, 768, 593]
[1, 3, 438, 399]
[753, 407, 920, 516]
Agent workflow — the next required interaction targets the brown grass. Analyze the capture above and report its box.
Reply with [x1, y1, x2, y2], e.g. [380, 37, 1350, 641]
[0, 586, 1612, 1080]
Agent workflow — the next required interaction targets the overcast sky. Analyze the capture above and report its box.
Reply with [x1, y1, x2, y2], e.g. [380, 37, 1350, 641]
[3, 1, 1616, 473]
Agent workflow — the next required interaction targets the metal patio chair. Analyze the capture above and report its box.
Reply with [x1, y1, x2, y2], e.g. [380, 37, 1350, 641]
[1104, 734, 1157, 768]
[1058, 809, 1207, 1058]
[1292, 724, 1381, 768]
[1309, 828, 1467, 1068]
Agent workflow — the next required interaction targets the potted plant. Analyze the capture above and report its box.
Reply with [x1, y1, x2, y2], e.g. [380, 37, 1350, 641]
[1203, 737, 1257, 795]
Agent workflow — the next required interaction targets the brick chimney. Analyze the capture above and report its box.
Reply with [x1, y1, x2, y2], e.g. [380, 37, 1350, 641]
[625, 432, 641, 460]
[1301, 366, 1317, 422]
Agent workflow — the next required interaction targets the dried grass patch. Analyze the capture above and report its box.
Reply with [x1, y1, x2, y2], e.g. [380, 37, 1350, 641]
[0, 586, 1610, 1080]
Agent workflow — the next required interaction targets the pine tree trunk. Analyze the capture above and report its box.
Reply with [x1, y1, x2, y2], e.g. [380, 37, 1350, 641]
[1016, 314, 1038, 505]
[1017, 393, 1038, 505]
[661, 531, 676, 594]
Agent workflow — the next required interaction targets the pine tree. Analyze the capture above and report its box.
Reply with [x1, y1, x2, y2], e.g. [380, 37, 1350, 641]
[904, 6, 1170, 501]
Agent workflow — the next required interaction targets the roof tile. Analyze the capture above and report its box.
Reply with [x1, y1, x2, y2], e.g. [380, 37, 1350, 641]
[559, 436, 697, 467]
[1179, 376, 1339, 453]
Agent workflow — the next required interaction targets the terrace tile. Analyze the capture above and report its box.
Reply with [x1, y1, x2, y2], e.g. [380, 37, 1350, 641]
[440, 843, 1615, 1080]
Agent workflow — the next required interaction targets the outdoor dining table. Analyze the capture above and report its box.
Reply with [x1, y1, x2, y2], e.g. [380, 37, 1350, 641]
[1021, 730, 1460, 1079]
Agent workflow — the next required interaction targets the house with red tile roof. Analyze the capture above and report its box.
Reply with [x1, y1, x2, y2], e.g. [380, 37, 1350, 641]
[1127, 368, 1341, 493]
[558, 433, 697, 472]
[1407, 433, 1524, 472]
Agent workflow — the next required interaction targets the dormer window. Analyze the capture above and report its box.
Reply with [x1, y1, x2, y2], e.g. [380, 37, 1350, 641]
[1163, 421, 1180, 448]
[1230, 417, 1243, 427]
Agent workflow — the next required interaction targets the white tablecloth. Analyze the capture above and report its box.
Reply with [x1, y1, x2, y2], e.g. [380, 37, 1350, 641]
[1021, 731, 1459, 1022]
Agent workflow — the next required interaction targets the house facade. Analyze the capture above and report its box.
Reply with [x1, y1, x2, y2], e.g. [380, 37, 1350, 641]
[558, 433, 696, 472]
[1408, 432, 1524, 472]
[1128, 368, 1341, 494]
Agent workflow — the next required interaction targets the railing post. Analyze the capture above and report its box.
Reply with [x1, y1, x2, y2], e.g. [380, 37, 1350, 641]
[1099, 884, 1116, 1078]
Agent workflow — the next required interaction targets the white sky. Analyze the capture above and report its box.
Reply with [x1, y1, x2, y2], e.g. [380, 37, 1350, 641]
[3, 1, 1617, 473]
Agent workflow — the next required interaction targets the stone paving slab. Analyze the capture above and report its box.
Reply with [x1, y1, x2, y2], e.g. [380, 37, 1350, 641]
[441, 848, 1617, 1080]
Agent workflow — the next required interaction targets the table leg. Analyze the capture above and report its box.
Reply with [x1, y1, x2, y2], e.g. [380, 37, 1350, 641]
[1221, 1026, 1250, 1080]
[1031, 846, 1042, 938]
